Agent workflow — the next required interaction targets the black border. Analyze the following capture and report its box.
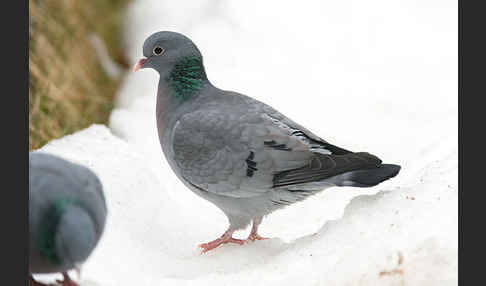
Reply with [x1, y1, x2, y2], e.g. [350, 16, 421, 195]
[4, 0, 29, 285]
[459, 0, 486, 285]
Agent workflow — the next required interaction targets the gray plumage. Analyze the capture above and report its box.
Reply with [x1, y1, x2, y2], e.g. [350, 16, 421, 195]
[136, 31, 400, 238]
[29, 152, 107, 274]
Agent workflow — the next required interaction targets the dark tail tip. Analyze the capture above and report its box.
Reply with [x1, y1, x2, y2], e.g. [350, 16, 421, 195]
[338, 164, 401, 187]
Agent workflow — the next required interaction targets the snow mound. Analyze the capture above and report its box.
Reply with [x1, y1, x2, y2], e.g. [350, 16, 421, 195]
[36, 125, 456, 285]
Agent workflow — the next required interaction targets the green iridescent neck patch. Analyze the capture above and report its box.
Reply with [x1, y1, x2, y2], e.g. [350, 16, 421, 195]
[166, 56, 207, 101]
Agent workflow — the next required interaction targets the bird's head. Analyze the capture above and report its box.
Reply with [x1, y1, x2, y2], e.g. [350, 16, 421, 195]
[134, 31, 203, 75]
[134, 31, 209, 101]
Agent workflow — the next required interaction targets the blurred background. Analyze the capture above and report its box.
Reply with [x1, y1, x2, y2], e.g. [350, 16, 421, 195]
[29, 0, 457, 156]
[29, 0, 129, 150]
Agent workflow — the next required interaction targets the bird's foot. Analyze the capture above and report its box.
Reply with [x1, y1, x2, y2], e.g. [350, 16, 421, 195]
[55, 273, 79, 286]
[246, 233, 269, 242]
[246, 217, 268, 242]
[199, 230, 245, 253]
[199, 237, 245, 253]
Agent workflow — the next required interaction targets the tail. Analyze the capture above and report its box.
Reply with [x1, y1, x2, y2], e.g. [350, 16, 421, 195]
[270, 155, 400, 207]
[273, 152, 401, 189]
[331, 164, 401, 187]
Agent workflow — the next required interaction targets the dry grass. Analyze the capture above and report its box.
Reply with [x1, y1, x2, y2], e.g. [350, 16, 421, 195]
[29, 0, 129, 150]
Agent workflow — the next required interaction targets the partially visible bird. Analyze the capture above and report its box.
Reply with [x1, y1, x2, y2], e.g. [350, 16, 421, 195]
[29, 152, 107, 286]
[134, 31, 401, 253]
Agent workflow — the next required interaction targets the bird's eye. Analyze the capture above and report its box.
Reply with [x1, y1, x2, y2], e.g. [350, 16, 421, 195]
[153, 46, 164, 56]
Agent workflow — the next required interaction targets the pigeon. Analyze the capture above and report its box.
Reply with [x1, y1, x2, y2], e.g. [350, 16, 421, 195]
[134, 31, 401, 253]
[29, 152, 107, 286]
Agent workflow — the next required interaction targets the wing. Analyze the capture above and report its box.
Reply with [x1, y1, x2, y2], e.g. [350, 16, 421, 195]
[171, 93, 374, 198]
[171, 104, 278, 198]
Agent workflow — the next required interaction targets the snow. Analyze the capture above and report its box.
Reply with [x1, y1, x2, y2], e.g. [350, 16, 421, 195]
[33, 0, 457, 285]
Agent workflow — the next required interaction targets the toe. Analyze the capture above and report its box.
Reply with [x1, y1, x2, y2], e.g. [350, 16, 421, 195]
[228, 238, 245, 245]
[247, 234, 269, 241]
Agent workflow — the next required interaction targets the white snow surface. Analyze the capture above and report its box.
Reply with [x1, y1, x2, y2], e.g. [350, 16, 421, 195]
[34, 0, 457, 285]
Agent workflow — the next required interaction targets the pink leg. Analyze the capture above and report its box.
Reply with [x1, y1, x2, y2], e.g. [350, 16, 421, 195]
[199, 229, 245, 253]
[55, 272, 79, 286]
[246, 217, 269, 241]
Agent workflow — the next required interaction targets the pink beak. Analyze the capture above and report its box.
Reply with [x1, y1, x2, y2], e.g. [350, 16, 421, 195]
[133, 58, 147, 72]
